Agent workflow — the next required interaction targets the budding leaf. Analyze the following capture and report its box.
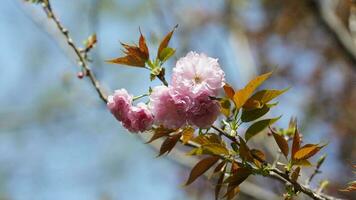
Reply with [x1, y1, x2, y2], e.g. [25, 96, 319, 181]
[157, 25, 178, 61]
[233, 71, 272, 109]
[291, 167, 301, 182]
[185, 156, 219, 186]
[107, 31, 149, 67]
[291, 127, 301, 159]
[245, 116, 281, 141]
[159, 47, 175, 62]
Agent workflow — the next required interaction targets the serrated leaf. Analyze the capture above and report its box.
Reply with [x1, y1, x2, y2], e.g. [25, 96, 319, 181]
[245, 116, 281, 141]
[223, 84, 235, 99]
[219, 98, 231, 117]
[340, 181, 356, 192]
[291, 167, 301, 182]
[272, 130, 289, 158]
[294, 144, 325, 160]
[241, 104, 270, 122]
[157, 25, 178, 61]
[291, 127, 301, 159]
[233, 71, 273, 109]
[191, 133, 224, 146]
[181, 127, 194, 144]
[107, 31, 149, 67]
[159, 47, 175, 62]
[244, 88, 289, 109]
[185, 156, 219, 185]
[158, 132, 182, 156]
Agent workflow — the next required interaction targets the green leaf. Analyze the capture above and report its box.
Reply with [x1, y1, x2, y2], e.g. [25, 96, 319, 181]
[241, 104, 270, 122]
[181, 127, 194, 144]
[185, 156, 219, 185]
[159, 47, 175, 62]
[157, 25, 178, 61]
[233, 72, 272, 109]
[245, 116, 281, 141]
[244, 88, 289, 109]
[219, 98, 231, 117]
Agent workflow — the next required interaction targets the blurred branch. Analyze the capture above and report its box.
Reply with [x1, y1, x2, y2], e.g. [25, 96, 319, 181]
[39, 0, 108, 102]
[312, 0, 356, 67]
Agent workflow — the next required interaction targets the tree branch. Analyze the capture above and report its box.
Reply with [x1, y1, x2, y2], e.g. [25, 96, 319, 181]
[29, 1, 341, 199]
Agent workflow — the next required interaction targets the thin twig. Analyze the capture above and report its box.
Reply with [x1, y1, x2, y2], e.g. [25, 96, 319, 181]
[40, 0, 107, 103]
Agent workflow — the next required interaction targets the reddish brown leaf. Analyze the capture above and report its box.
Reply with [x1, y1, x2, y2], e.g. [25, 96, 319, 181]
[185, 156, 220, 185]
[213, 161, 226, 174]
[233, 71, 273, 109]
[224, 167, 251, 185]
[291, 167, 301, 182]
[340, 181, 356, 192]
[251, 149, 266, 167]
[157, 25, 178, 61]
[224, 185, 240, 200]
[107, 31, 150, 67]
[272, 130, 289, 158]
[215, 165, 226, 200]
[146, 127, 175, 143]
[291, 127, 301, 160]
[238, 136, 254, 162]
[158, 132, 182, 156]
[139, 29, 149, 60]
[294, 144, 325, 160]
[223, 84, 235, 99]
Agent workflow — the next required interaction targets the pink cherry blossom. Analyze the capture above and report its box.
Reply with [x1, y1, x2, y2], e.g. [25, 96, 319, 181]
[187, 92, 220, 129]
[107, 89, 132, 121]
[172, 51, 225, 97]
[150, 86, 191, 129]
[127, 103, 154, 132]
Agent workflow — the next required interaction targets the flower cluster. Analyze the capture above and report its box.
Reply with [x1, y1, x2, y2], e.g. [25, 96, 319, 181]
[108, 89, 154, 132]
[108, 51, 225, 132]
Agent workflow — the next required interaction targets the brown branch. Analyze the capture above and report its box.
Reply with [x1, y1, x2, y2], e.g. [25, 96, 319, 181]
[31, 1, 341, 199]
[40, 0, 108, 103]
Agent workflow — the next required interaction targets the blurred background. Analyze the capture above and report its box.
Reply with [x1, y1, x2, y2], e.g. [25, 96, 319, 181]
[0, 0, 355, 199]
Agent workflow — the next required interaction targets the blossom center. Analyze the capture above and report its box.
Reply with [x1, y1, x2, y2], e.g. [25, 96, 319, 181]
[194, 75, 202, 84]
